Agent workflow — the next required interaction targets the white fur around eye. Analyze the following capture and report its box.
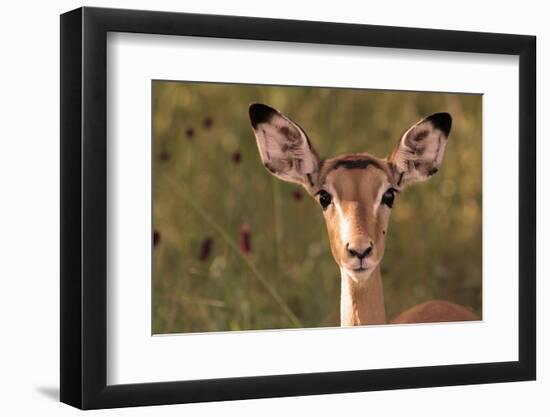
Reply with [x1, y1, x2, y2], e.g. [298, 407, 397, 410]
[332, 197, 350, 245]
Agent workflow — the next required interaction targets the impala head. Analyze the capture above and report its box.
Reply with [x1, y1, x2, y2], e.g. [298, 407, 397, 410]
[248, 103, 452, 282]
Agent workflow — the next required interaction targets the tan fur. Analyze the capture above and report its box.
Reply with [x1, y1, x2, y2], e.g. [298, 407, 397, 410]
[249, 104, 479, 326]
[322, 159, 477, 325]
[320, 156, 392, 277]
[341, 266, 386, 326]
[391, 301, 478, 324]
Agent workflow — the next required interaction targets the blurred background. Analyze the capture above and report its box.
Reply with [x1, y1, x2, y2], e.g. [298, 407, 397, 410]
[152, 81, 482, 334]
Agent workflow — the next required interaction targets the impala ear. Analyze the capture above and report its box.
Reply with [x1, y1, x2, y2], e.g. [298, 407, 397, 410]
[389, 113, 452, 188]
[249, 103, 320, 190]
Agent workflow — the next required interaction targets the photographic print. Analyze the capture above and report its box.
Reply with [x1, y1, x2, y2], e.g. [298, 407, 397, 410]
[152, 81, 482, 334]
[60, 8, 535, 407]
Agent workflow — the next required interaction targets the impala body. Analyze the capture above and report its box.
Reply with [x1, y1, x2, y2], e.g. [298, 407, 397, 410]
[248, 103, 478, 326]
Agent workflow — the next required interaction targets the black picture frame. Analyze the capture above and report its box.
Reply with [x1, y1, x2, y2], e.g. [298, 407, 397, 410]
[60, 6, 536, 410]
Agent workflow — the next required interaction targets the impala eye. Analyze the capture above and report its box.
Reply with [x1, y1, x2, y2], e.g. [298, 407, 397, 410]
[381, 188, 396, 208]
[318, 190, 333, 209]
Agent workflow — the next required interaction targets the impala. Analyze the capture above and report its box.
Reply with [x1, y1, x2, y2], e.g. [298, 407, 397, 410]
[248, 103, 478, 326]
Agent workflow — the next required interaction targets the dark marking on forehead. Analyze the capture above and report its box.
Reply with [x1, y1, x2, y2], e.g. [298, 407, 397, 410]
[331, 158, 385, 172]
[320, 155, 396, 189]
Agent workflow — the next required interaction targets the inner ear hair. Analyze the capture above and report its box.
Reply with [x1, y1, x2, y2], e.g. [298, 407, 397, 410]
[389, 112, 452, 187]
[248, 103, 320, 190]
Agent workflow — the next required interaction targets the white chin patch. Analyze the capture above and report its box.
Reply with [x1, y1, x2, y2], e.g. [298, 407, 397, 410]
[344, 267, 374, 282]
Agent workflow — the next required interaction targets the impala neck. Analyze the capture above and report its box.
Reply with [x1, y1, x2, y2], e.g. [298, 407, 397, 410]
[340, 266, 386, 326]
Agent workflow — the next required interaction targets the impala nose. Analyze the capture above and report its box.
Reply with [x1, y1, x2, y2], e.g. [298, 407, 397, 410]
[346, 242, 373, 259]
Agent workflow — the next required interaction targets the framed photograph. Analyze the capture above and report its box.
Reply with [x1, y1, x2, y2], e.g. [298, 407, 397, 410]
[60, 6, 536, 409]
